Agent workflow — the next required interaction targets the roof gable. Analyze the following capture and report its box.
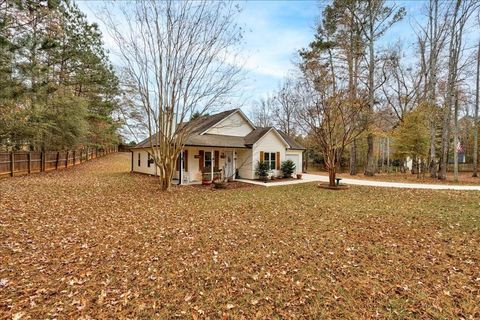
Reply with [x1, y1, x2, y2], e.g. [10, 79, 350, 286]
[253, 128, 290, 148]
[201, 109, 255, 137]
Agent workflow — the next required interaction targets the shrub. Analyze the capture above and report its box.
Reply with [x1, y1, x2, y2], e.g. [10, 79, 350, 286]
[281, 160, 296, 178]
[255, 161, 270, 179]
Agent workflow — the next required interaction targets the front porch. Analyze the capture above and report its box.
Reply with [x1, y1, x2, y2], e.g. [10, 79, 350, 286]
[174, 146, 252, 184]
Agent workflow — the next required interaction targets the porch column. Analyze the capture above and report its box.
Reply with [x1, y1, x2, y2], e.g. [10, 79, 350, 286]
[178, 150, 184, 185]
[211, 148, 214, 181]
[233, 150, 236, 180]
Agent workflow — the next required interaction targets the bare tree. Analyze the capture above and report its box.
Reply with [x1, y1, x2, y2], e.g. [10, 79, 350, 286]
[297, 87, 368, 187]
[473, 40, 480, 177]
[250, 96, 274, 127]
[438, 0, 479, 180]
[297, 60, 368, 187]
[100, 0, 243, 190]
[272, 78, 300, 136]
[350, 0, 405, 177]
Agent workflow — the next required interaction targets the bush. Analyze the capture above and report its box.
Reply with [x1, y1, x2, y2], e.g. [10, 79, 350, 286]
[281, 160, 296, 178]
[255, 161, 270, 179]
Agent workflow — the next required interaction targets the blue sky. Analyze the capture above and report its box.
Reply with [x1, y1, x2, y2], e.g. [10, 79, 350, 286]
[75, 1, 442, 113]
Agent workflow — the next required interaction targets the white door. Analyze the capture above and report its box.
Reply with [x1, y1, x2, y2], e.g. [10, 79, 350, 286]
[285, 154, 300, 173]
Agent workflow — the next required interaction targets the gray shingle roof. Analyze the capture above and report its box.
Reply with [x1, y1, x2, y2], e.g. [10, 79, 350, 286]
[277, 131, 306, 150]
[133, 109, 305, 150]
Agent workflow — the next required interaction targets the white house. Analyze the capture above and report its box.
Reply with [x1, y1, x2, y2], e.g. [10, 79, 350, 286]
[130, 109, 305, 183]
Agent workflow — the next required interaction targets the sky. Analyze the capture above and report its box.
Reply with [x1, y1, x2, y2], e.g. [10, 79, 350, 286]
[74, 1, 439, 114]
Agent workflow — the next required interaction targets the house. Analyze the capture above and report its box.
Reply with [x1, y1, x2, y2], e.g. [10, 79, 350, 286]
[130, 109, 305, 183]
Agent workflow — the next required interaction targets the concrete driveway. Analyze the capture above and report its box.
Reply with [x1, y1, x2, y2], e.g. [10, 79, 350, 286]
[238, 174, 480, 191]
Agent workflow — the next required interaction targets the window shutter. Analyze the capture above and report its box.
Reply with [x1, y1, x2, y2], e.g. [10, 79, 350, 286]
[184, 150, 188, 172]
[199, 150, 204, 171]
[276, 152, 280, 170]
[260, 151, 264, 162]
[214, 150, 219, 170]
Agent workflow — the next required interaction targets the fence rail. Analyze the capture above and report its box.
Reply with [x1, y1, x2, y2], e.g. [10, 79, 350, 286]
[0, 146, 118, 177]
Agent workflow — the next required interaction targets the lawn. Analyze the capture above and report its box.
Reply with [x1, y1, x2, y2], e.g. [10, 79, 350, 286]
[1, 153, 479, 319]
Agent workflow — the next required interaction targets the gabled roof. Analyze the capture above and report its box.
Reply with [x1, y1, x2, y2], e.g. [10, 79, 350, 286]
[277, 131, 306, 150]
[133, 109, 306, 150]
[199, 108, 255, 135]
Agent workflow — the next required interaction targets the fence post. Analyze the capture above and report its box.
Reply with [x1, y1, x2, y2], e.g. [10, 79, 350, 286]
[55, 152, 60, 170]
[65, 151, 69, 168]
[28, 152, 31, 174]
[41, 152, 45, 172]
[10, 152, 14, 177]
[73, 150, 76, 165]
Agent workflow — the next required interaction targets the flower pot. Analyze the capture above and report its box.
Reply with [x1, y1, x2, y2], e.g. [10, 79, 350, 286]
[296, 174, 303, 180]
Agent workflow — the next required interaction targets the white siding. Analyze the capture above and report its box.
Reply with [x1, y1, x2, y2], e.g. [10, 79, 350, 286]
[252, 130, 288, 178]
[132, 146, 257, 181]
[132, 149, 157, 175]
[236, 149, 253, 179]
[204, 112, 254, 137]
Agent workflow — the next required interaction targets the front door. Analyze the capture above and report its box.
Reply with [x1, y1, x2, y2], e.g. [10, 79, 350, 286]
[224, 151, 235, 179]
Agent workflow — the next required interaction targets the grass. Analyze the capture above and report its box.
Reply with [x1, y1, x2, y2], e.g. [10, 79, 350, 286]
[310, 167, 480, 186]
[1, 153, 480, 318]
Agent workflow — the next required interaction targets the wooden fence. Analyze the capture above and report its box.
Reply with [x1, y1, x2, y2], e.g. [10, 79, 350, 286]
[0, 146, 118, 177]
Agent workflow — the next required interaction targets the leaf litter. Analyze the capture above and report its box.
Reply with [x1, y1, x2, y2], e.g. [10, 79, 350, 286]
[0, 153, 479, 318]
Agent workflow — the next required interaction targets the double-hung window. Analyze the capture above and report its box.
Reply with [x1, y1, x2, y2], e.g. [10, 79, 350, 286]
[204, 151, 212, 170]
[264, 152, 276, 170]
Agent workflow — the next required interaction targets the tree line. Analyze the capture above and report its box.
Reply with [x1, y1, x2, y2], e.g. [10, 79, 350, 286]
[250, 0, 480, 183]
[0, 0, 120, 152]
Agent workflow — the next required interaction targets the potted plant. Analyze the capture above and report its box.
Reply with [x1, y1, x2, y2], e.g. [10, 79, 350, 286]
[255, 161, 270, 182]
[281, 160, 296, 178]
[296, 173, 303, 179]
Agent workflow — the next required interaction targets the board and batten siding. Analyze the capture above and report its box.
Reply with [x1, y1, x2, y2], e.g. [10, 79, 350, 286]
[252, 130, 288, 177]
[236, 149, 253, 179]
[204, 112, 254, 137]
[132, 149, 157, 175]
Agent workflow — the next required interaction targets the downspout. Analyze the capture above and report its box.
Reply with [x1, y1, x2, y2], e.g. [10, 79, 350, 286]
[178, 151, 183, 185]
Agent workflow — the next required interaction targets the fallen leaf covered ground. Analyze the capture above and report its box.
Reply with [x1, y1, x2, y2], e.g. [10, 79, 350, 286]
[1, 153, 479, 319]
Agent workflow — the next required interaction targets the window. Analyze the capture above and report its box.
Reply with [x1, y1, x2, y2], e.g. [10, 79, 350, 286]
[204, 151, 212, 170]
[264, 152, 276, 170]
[137, 153, 141, 167]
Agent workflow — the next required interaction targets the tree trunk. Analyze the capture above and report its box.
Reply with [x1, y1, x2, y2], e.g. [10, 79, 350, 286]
[429, 121, 437, 178]
[364, 5, 376, 177]
[438, 0, 461, 180]
[349, 139, 357, 175]
[453, 91, 459, 182]
[365, 133, 375, 176]
[328, 167, 336, 187]
[473, 40, 480, 177]
[428, 0, 438, 179]
[411, 156, 418, 175]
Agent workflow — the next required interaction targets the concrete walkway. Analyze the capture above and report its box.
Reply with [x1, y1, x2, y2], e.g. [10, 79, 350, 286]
[238, 174, 480, 191]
